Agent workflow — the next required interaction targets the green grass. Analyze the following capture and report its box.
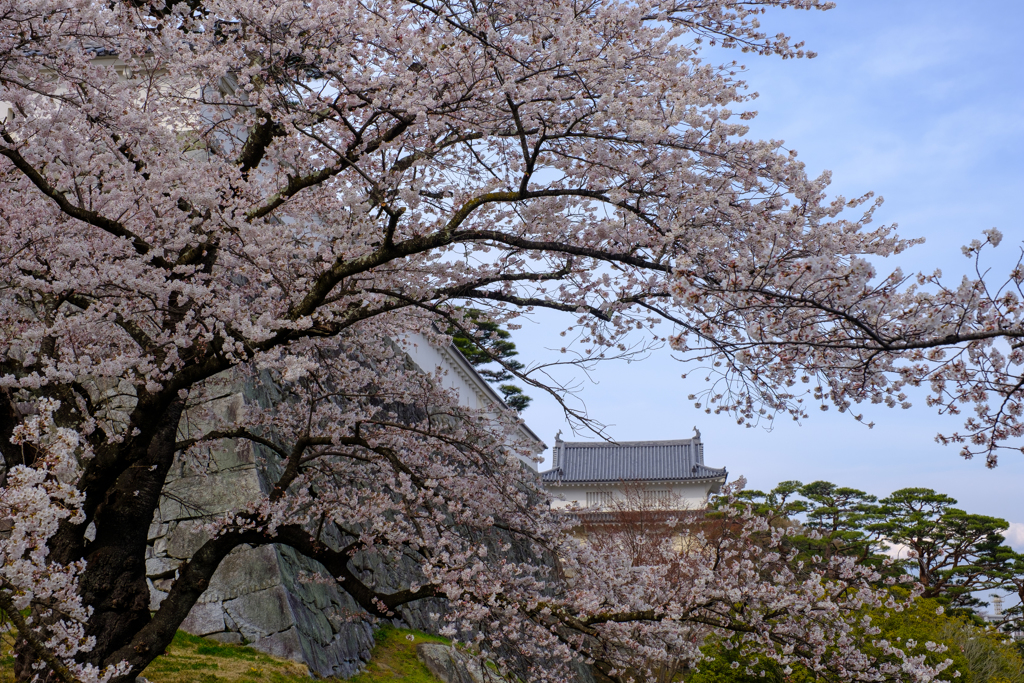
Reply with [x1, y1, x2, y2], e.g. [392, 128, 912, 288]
[347, 625, 449, 683]
[0, 623, 448, 683]
[146, 626, 450, 683]
[1, 621, 14, 683]
[142, 631, 311, 683]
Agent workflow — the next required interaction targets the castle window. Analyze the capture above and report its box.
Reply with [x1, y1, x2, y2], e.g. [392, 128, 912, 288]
[641, 489, 672, 506]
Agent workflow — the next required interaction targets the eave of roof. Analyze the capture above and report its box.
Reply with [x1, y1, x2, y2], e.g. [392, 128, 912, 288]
[439, 342, 546, 450]
[555, 438, 698, 448]
[541, 436, 726, 485]
[539, 470, 728, 485]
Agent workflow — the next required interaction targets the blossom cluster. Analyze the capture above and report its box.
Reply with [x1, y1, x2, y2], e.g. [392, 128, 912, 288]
[1, 400, 128, 683]
[0, 0, 1014, 679]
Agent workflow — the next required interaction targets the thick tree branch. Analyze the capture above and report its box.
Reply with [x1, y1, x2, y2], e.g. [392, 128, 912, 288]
[0, 133, 169, 268]
[110, 524, 439, 675]
[236, 110, 287, 178]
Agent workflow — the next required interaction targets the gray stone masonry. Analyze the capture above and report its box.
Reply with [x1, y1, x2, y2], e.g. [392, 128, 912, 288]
[146, 367, 594, 682]
[146, 369, 375, 677]
[416, 643, 506, 683]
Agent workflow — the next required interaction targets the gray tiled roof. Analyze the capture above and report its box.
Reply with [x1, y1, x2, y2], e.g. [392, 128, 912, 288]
[540, 438, 726, 485]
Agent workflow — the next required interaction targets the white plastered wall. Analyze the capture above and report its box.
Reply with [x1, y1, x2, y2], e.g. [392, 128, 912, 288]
[546, 481, 716, 510]
[397, 332, 544, 470]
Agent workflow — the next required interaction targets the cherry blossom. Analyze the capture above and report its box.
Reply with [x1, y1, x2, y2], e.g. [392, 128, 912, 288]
[0, 0, 1013, 680]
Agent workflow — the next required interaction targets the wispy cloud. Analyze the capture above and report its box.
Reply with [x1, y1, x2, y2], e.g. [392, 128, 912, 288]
[1004, 522, 1024, 550]
[882, 541, 912, 560]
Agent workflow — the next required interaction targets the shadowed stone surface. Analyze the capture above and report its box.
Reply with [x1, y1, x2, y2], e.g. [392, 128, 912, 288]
[146, 367, 588, 681]
[146, 371, 378, 677]
[416, 644, 505, 683]
[164, 520, 211, 560]
[201, 545, 282, 603]
[252, 626, 304, 661]
[180, 602, 225, 636]
[224, 586, 294, 637]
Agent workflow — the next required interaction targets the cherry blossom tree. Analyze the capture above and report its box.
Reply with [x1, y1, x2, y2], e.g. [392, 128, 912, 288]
[0, 0, 1017, 680]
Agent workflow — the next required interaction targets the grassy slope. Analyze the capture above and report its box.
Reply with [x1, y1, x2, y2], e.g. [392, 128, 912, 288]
[0, 629, 11, 683]
[141, 631, 310, 683]
[0, 625, 447, 683]
[347, 626, 449, 683]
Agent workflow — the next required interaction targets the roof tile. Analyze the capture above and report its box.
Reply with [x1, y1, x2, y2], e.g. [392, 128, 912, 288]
[540, 438, 726, 484]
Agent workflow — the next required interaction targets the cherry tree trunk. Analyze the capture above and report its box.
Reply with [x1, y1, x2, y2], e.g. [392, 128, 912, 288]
[13, 398, 185, 683]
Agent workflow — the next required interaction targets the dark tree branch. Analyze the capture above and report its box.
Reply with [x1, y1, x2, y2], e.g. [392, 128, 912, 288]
[236, 110, 287, 178]
[0, 132, 169, 268]
[110, 524, 439, 676]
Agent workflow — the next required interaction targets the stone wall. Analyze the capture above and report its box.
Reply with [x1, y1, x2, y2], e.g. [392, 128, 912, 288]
[146, 367, 592, 682]
[146, 370, 377, 677]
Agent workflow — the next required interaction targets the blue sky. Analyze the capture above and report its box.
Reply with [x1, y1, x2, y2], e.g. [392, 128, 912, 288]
[510, 1, 1024, 546]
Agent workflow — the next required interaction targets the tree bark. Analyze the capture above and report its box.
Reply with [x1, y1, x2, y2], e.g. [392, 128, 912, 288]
[13, 397, 185, 683]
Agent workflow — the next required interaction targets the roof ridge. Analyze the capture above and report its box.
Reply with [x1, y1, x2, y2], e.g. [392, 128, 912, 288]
[559, 438, 696, 447]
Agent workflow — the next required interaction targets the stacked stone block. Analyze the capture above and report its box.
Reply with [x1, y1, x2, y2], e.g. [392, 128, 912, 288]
[144, 367, 590, 682]
[145, 371, 375, 677]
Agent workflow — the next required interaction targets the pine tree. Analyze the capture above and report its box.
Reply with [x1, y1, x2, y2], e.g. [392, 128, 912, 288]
[450, 309, 532, 411]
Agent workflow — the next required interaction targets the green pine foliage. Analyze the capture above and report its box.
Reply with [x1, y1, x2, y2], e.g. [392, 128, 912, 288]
[449, 309, 532, 411]
[869, 489, 1010, 609]
[722, 481, 1021, 610]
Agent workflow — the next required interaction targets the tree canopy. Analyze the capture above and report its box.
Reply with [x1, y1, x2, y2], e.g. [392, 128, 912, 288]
[0, 0, 1021, 681]
[872, 489, 1009, 607]
[729, 480, 1024, 627]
